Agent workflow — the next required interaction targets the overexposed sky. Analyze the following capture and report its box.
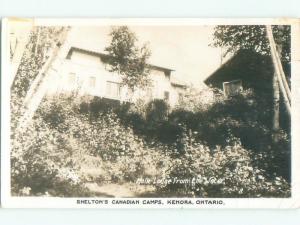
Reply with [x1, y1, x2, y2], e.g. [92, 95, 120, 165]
[69, 26, 223, 87]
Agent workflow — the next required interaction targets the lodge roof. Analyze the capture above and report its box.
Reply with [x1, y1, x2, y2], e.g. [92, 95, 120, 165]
[66, 46, 175, 73]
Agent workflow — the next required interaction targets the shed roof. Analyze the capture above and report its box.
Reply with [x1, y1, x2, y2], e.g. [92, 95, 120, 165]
[203, 49, 274, 91]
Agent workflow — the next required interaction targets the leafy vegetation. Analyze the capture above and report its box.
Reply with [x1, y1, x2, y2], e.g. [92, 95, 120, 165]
[11, 27, 65, 127]
[10, 25, 291, 198]
[104, 26, 152, 92]
[212, 25, 291, 62]
[11, 90, 290, 197]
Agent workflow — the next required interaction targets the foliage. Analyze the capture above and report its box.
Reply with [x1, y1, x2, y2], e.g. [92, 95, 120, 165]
[159, 135, 290, 197]
[104, 26, 152, 91]
[11, 92, 290, 197]
[12, 26, 64, 99]
[174, 86, 219, 113]
[145, 99, 169, 125]
[110, 87, 290, 181]
[11, 26, 65, 131]
[12, 94, 99, 196]
[212, 25, 291, 63]
[11, 94, 168, 195]
[11, 115, 91, 196]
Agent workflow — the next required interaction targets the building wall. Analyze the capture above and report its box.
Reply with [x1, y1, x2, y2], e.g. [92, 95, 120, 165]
[170, 85, 185, 106]
[47, 48, 184, 107]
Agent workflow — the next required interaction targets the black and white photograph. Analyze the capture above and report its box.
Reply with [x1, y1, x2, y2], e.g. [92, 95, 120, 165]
[1, 18, 299, 208]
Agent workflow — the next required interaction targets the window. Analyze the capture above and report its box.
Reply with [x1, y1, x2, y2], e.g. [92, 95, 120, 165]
[106, 81, 121, 99]
[68, 73, 76, 85]
[164, 91, 170, 101]
[164, 71, 171, 80]
[178, 93, 183, 102]
[89, 76, 96, 88]
[146, 88, 153, 100]
[222, 79, 243, 96]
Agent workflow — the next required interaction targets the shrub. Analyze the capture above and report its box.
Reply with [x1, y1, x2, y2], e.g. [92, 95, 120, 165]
[11, 116, 89, 196]
[174, 86, 217, 113]
[21, 94, 171, 186]
[145, 99, 169, 123]
[158, 136, 290, 198]
[168, 89, 291, 181]
[11, 92, 290, 197]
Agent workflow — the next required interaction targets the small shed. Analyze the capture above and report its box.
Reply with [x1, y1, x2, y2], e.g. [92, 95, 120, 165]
[204, 49, 291, 131]
[204, 49, 275, 96]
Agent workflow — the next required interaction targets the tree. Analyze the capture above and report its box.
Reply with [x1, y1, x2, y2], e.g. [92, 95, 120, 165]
[211, 25, 291, 135]
[104, 26, 151, 93]
[212, 25, 291, 63]
[11, 26, 68, 130]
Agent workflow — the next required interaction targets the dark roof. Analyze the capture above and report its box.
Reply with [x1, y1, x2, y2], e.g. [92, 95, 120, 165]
[203, 49, 274, 92]
[66, 47, 174, 73]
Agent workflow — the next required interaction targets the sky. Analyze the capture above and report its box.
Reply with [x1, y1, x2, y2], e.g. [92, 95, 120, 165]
[68, 25, 224, 87]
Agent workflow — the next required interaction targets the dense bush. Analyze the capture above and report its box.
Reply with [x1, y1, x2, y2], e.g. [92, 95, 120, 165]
[158, 135, 290, 197]
[11, 116, 92, 196]
[12, 94, 170, 196]
[80, 87, 291, 182]
[175, 89, 291, 181]
[100, 88, 290, 182]
[11, 92, 290, 197]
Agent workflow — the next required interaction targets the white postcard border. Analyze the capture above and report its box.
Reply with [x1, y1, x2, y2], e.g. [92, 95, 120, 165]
[1, 18, 300, 208]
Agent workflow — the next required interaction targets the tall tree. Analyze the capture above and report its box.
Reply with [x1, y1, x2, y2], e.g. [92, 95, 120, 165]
[11, 26, 68, 130]
[212, 25, 291, 63]
[104, 26, 151, 93]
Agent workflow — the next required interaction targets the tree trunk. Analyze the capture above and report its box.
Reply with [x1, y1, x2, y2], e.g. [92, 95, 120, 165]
[10, 24, 32, 87]
[266, 25, 291, 116]
[272, 72, 280, 141]
[17, 28, 69, 129]
[272, 33, 282, 142]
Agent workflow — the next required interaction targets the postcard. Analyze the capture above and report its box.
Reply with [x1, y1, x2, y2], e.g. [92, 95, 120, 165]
[1, 18, 300, 208]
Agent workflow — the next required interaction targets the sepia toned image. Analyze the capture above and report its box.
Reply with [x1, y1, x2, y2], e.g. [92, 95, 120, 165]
[1, 18, 299, 208]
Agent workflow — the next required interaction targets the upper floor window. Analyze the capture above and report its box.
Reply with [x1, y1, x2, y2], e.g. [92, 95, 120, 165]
[164, 71, 171, 80]
[68, 73, 76, 86]
[178, 93, 184, 102]
[164, 91, 170, 101]
[106, 81, 121, 99]
[89, 76, 96, 88]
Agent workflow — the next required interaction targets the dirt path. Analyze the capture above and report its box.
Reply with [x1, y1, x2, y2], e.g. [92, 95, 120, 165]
[85, 182, 156, 197]
[78, 154, 156, 197]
